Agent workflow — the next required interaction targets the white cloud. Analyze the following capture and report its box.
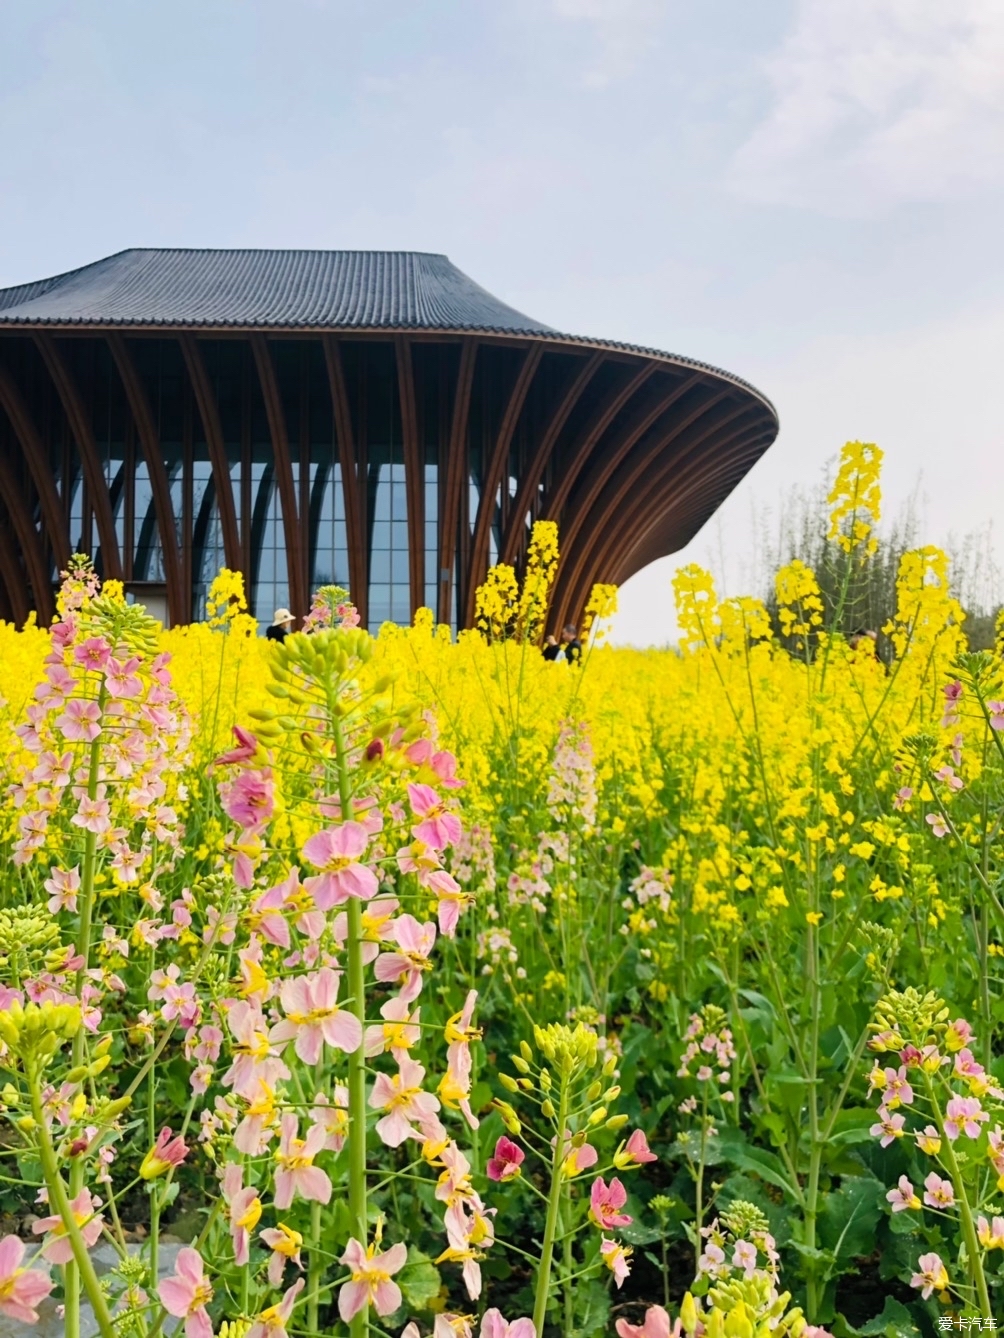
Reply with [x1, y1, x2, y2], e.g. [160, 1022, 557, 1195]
[730, 0, 1004, 214]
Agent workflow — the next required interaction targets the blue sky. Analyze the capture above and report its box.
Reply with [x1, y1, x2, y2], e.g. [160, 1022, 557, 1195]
[3, 0, 1002, 640]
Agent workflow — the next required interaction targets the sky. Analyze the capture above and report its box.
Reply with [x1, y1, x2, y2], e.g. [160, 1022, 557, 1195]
[2, 0, 1002, 643]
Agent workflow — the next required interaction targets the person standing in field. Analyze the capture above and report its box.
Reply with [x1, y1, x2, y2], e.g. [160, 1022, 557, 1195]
[266, 608, 294, 643]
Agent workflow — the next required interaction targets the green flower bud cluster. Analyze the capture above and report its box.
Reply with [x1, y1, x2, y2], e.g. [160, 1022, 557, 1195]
[82, 594, 162, 659]
[718, 1200, 770, 1241]
[532, 1023, 601, 1075]
[0, 1000, 82, 1062]
[871, 986, 950, 1048]
[0, 907, 61, 974]
[702, 1277, 809, 1338]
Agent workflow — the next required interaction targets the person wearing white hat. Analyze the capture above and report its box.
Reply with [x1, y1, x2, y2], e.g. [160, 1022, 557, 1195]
[266, 608, 294, 643]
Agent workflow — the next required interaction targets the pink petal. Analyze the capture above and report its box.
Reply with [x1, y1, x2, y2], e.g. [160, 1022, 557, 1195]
[338, 1279, 370, 1323]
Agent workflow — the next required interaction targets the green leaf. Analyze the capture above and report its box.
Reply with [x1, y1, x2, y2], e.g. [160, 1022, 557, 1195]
[856, 1295, 918, 1338]
[398, 1247, 442, 1311]
[712, 1127, 800, 1200]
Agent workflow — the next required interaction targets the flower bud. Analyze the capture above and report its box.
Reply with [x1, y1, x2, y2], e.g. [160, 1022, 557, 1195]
[680, 1292, 699, 1335]
[724, 1303, 753, 1338]
[605, 1114, 630, 1132]
[94, 1036, 113, 1057]
[498, 1073, 520, 1093]
[519, 1041, 533, 1062]
[16, 1114, 36, 1133]
[587, 1106, 608, 1126]
[517, 1077, 533, 1091]
[88, 1055, 111, 1077]
[604, 1086, 621, 1102]
[539, 1069, 552, 1091]
[511, 1055, 531, 1075]
[65, 1065, 90, 1084]
[540, 1098, 556, 1119]
[586, 1081, 602, 1102]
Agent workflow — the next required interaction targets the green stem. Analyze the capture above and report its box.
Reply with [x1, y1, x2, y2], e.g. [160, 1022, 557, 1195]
[333, 709, 368, 1338]
[924, 1073, 991, 1316]
[66, 701, 105, 1338]
[532, 1075, 570, 1337]
[30, 1067, 117, 1338]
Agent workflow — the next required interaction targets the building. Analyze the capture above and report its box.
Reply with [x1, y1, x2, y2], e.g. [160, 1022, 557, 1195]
[0, 249, 778, 631]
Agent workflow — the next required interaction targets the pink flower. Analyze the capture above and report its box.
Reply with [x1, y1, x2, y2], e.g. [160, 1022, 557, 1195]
[0, 1234, 54, 1323]
[945, 1095, 988, 1140]
[364, 996, 422, 1059]
[615, 1305, 672, 1338]
[273, 1115, 332, 1210]
[869, 1106, 905, 1147]
[260, 1224, 304, 1288]
[486, 1137, 525, 1181]
[44, 864, 80, 914]
[337, 1238, 408, 1322]
[880, 1066, 913, 1107]
[223, 1001, 290, 1099]
[945, 1018, 974, 1051]
[589, 1176, 633, 1230]
[55, 698, 102, 742]
[978, 1215, 1004, 1249]
[246, 1278, 305, 1338]
[158, 1247, 214, 1338]
[215, 725, 261, 767]
[600, 1237, 632, 1288]
[892, 787, 913, 810]
[562, 1142, 599, 1177]
[370, 1056, 443, 1147]
[269, 968, 362, 1064]
[886, 1175, 920, 1212]
[221, 1164, 262, 1266]
[105, 656, 143, 699]
[910, 1251, 948, 1299]
[140, 1127, 189, 1180]
[934, 765, 963, 792]
[221, 768, 274, 830]
[614, 1130, 658, 1168]
[925, 813, 948, 838]
[732, 1240, 757, 1277]
[72, 792, 111, 835]
[407, 783, 462, 850]
[923, 1172, 955, 1208]
[32, 1187, 103, 1264]
[479, 1310, 537, 1338]
[301, 822, 378, 907]
[74, 637, 112, 672]
[373, 915, 437, 1003]
[988, 700, 1004, 731]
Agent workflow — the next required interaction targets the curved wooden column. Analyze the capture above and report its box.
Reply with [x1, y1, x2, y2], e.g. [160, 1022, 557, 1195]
[438, 340, 478, 625]
[554, 371, 706, 563]
[0, 366, 70, 572]
[499, 350, 603, 565]
[395, 336, 424, 617]
[322, 337, 367, 625]
[250, 334, 306, 620]
[107, 334, 185, 625]
[556, 414, 765, 626]
[0, 453, 54, 624]
[0, 522, 31, 626]
[552, 400, 759, 627]
[464, 344, 543, 626]
[179, 334, 242, 572]
[556, 420, 769, 625]
[612, 436, 771, 580]
[33, 334, 123, 581]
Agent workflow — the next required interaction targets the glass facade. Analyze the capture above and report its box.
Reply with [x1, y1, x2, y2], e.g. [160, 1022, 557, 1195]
[0, 329, 671, 633]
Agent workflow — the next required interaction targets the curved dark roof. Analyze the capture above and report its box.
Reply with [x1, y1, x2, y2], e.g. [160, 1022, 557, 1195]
[0, 248, 777, 412]
[0, 249, 556, 334]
